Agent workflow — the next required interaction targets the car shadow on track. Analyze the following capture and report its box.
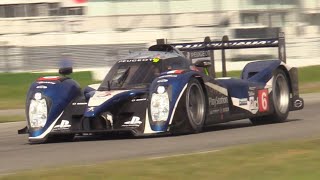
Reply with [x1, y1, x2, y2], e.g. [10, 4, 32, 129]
[47, 118, 302, 144]
[203, 118, 301, 132]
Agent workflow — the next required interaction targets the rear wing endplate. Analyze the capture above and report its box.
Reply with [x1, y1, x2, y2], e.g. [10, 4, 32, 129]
[156, 32, 286, 78]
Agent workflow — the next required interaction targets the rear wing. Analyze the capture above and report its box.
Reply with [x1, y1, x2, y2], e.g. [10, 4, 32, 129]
[156, 32, 286, 78]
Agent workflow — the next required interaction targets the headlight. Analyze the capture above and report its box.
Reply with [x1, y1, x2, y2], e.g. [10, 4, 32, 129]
[29, 93, 48, 128]
[150, 86, 170, 122]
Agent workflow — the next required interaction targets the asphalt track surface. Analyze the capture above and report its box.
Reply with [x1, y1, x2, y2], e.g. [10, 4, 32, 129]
[0, 93, 319, 175]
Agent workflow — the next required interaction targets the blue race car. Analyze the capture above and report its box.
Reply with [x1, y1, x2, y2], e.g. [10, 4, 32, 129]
[19, 32, 304, 143]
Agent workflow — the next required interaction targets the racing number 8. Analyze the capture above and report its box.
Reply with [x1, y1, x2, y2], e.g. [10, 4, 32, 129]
[258, 89, 269, 112]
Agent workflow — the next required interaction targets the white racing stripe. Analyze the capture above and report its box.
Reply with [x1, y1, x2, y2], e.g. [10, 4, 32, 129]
[205, 82, 228, 96]
[143, 108, 162, 134]
[168, 84, 188, 125]
[88, 90, 129, 107]
[88, 83, 101, 90]
[29, 111, 64, 140]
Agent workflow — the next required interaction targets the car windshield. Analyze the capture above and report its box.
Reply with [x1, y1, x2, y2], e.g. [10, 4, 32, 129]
[98, 57, 190, 90]
[99, 61, 161, 90]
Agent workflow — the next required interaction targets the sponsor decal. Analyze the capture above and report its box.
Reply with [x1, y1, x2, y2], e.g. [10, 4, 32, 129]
[72, 102, 87, 105]
[36, 85, 47, 89]
[159, 74, 178, 78]
[221, 107, 229, 113]
[190, 51, 209, 59]
[153, 57, 160, 63]
[248, 87, 255, 97]
[173, 40, 278, 49]
[37, 76, 60, 81]
[118, 58, 153, 63]
[131, 98, 147, 102]
[166, 70, 184, 74]
[87, 107, 95, 112]
[157, 79, 168, 83]
[53, 120, 71, 130]
[258, 89, 269, 112]
[209, 109, 220, 115]
[37, 81, 56, 84]
[249, 96, 259, 114]
[294, 99, 303, 108]
[209, 107, 229, 115]
[122, 116, 142, 127]
[209, 96, 228, 107]
[239, 98, 248, 106]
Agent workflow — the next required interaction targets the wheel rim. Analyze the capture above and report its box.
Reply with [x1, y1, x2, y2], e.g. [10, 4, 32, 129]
[186, 83, 205, 125]
[274, 74, 289, 114]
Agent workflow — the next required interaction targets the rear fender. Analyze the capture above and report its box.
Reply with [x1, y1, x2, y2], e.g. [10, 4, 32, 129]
[241, 60, 281, 84]
[242, 60, 303, 111]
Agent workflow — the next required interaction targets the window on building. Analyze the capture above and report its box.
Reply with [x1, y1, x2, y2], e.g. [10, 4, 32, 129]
[4, 5, 15, 18]
[0, 6, 5, 18]
[15, 4, 26, 17]
[69, 7, 84, 15]
[241, 13, 259, 25]
[27, 4, 38, 17]
[60, 7, 84, 16]
[49, 3, 59, 16]
[253, 0, 298, 5]
[59, 7, 68, 16]
[37, 3, 48, 16]
[270, 12, 286, 27]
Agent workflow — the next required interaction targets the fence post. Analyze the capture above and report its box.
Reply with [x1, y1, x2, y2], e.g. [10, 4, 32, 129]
[204, 36, 215, 78]
[156, 39, 166, 45]
[278, 32, 286, 63]
[221, 35, 228, 77]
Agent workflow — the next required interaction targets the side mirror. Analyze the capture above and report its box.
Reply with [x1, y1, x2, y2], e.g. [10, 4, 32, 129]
[59, 67, 73, 76]
[194, 60, 211, 68]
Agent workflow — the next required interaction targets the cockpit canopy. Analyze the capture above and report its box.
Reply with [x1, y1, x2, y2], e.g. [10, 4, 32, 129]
[98, 51, 190, 91]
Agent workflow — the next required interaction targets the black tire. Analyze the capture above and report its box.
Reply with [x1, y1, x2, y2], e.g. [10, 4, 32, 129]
[250, 68, 290, 125]
[171, 78, 206, 134]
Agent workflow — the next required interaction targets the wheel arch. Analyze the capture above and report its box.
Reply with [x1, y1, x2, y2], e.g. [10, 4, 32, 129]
[277, 65, 293, 95]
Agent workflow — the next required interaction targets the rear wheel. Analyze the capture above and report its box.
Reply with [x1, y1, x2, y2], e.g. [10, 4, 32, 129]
[171, 78, 206, 134]
[250, 68, 290, 125]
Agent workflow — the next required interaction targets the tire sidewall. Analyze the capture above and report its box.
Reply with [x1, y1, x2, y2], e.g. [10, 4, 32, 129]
[185, 78, 206, 132]
[271, 69, 290, 121]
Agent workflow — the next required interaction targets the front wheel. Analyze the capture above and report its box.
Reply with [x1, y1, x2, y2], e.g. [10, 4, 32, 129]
[171, 78, 206, 134]
[250, 68, 290, 125]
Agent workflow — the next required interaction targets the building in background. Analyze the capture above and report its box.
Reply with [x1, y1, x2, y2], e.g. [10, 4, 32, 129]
[0, 0, 86, 17]
[0, 0, 319, 72]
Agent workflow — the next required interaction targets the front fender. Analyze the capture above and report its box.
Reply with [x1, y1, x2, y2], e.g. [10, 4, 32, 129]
[26, 78, 81, 141]
[148, 71, 201, 132]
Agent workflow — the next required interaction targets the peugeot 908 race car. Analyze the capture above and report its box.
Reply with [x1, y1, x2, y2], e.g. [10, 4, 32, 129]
[19, 33, 304, 143]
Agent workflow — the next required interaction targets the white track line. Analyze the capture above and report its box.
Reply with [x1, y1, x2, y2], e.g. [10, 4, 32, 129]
[148, 149, 222, 160]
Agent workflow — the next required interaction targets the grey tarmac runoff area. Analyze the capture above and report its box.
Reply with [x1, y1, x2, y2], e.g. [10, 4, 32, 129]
[0, 93, 319, 175]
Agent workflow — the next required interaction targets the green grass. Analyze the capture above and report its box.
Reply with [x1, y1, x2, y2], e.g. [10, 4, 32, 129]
[0, 66, 319, 110]
[298, 65, 320, 84]
[0, 71, 99, 109]
[2, 137, 320, 180]
[0, 115, 25, 123]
